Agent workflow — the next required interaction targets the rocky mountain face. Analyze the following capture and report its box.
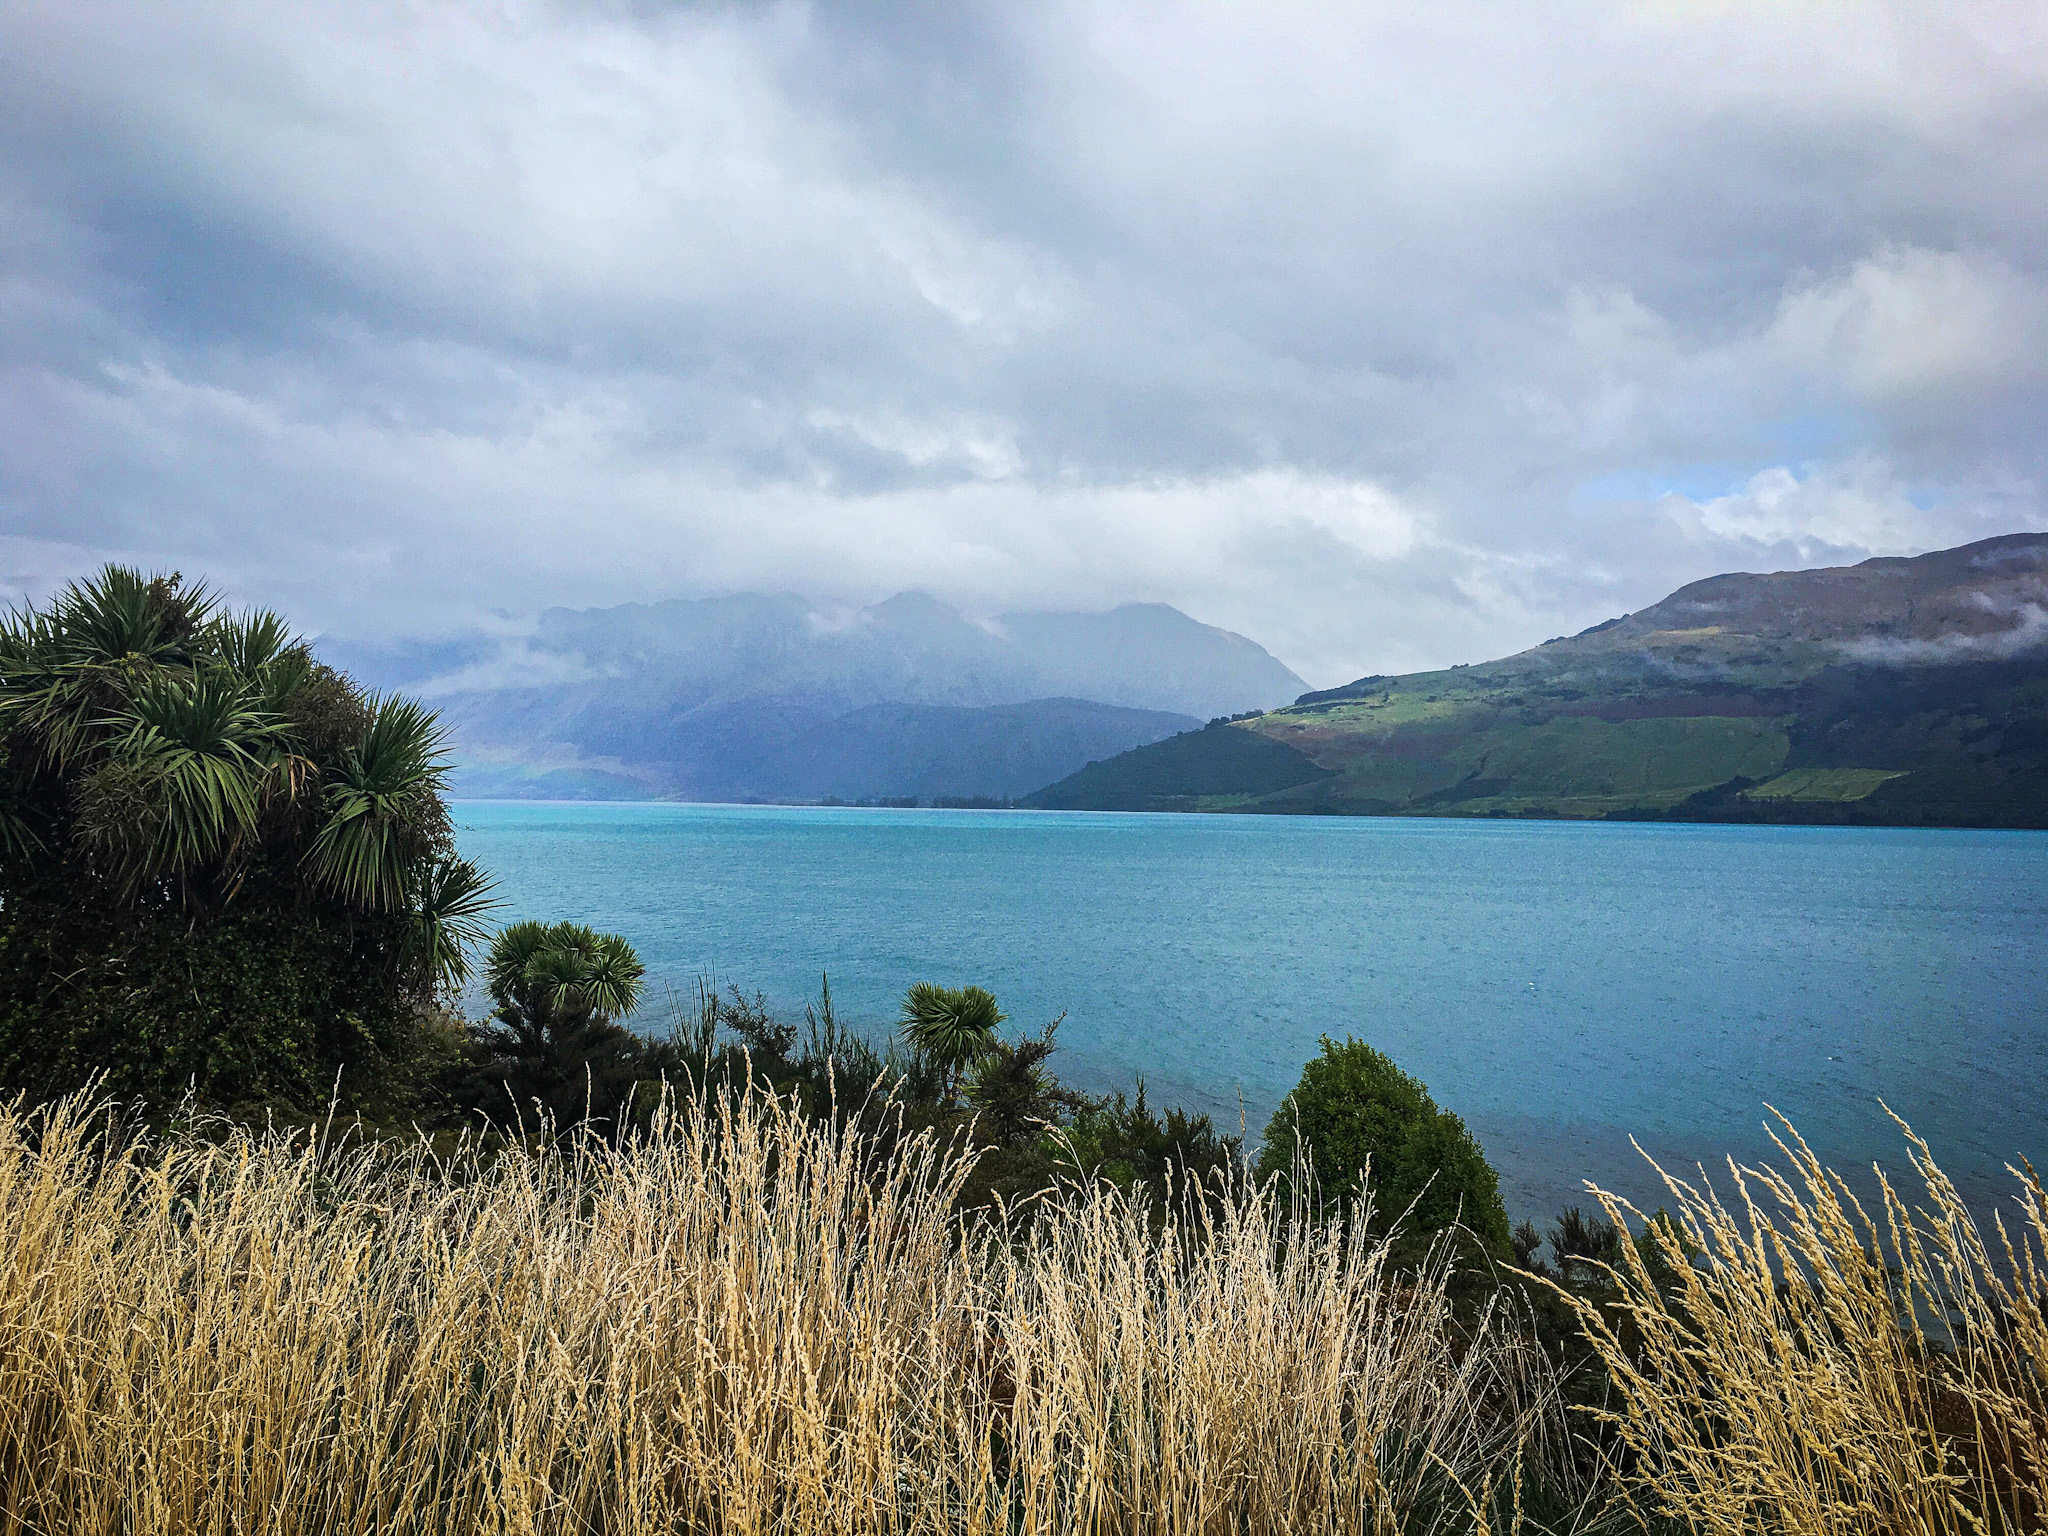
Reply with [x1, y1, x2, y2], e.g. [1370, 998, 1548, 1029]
[1032, 534, 2048, 828]
[328, 592, 1302, 802]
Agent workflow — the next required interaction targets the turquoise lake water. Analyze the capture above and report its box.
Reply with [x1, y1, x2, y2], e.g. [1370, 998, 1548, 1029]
[453, 801, 2048, 1224]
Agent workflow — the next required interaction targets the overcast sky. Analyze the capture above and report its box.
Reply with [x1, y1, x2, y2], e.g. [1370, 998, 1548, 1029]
[4, 2, 2046, 685]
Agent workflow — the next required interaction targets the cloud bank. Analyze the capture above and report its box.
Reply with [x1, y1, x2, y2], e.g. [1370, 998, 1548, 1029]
[3, 1, 2045, 684]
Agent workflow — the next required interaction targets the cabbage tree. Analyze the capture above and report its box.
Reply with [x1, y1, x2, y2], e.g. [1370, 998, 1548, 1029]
[449, 921, 653, 1129]
[0, 566, 496, 1112]
[484, 921, 646, 1050]
[900, 982, 1004, 1107]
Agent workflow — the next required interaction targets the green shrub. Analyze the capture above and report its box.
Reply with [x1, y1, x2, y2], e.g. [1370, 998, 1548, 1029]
[1258, 1036, 1511, 1263]
[898, 982, 1003, 1105]
[1057, 1077, 1238, 1205]
[0, 567, 493, 1118]
[445, 921, 665, 1130]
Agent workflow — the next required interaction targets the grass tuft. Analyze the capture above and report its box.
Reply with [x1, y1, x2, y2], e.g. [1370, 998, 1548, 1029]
[0, 1086, 1545, 1535]
[1, 1085, 2040, 1534]
[1546, 1109, 2048, 1536]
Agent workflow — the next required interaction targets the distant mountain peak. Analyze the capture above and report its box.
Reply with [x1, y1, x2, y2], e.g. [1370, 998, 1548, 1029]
[328, 587, 1306, 802]
[863, 590, 965, 624]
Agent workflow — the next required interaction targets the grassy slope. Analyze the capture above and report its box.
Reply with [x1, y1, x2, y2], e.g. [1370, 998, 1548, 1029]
[1027, 640, 2048, 827]
[1029, 718, 1335, 810]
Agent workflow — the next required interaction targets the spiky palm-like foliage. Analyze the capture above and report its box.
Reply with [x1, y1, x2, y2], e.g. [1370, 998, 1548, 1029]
[450, 922, 654, 1129]
[0, 566, 496, 1113]
[485, 921, 647, 1049]
[409, 854, 500, 994]
[900, 982, 1005, 1106]
[76, 666, 288, 897]
[307, 695, 452, 911]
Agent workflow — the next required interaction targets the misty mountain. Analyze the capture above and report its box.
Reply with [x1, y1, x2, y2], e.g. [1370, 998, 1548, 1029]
[1032, 533, 2048, 828]
[326, 592, 1301, 801]
[743, 698, 1202, 802]
[1581, 533, 2048, 662]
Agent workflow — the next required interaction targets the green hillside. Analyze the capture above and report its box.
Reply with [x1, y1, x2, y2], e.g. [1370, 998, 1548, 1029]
[1029, 536, 2048, 828]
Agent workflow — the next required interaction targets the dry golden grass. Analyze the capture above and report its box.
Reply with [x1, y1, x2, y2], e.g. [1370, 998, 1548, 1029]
[9, 1080, 2041, 1536]
[0, 1087, 1546, 1536]
[1553, 1113, 2048, 1536]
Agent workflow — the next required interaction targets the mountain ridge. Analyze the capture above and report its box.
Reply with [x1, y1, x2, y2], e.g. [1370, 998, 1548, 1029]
[324, 591, 1303, 802]
[1029, 534, 2048, 828]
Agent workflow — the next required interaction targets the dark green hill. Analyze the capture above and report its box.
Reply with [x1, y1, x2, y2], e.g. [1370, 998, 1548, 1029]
[1026, 534, 2048, 828]
[1030, 718, 1334, 810]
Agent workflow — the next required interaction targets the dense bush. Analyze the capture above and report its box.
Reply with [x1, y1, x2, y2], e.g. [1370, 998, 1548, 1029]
[1259, 1035, 1512, 1263]
[443, 920, 669, 1129]
[568, 975, 1242, 1217]
[1056, 1079, 1238, 1202]
[0, 568, 492, 1118]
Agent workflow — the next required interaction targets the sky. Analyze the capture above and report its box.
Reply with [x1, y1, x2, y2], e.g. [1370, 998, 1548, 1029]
[4, 2, 2047, 687]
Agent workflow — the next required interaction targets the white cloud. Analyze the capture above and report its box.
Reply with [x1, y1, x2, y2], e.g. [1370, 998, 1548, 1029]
[1770, 247, 2048, 404]
[412, 644, 606, 698]
[2, 1, 2046, 685]
[1839, 603, 2048, 665]
[804, 409, 1025, 482]
[1672, 459, 1947, 559]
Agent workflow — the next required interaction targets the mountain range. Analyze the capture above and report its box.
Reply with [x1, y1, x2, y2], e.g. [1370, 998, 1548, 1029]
[325, 592, 1306, 802]
[1031, 533, 2048, 828]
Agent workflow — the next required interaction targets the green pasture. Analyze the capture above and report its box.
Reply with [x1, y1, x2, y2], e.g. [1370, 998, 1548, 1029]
[1743, 767, 1907, 803]
[1286, 713, 1793, 814]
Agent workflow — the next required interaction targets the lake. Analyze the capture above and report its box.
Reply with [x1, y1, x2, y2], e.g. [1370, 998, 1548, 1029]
[453, 801, 2048, 1225]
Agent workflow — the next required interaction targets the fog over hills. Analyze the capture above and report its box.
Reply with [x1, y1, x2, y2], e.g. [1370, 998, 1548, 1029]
[1605, 535, 2048, 663]
[327, 592, 1304, 802]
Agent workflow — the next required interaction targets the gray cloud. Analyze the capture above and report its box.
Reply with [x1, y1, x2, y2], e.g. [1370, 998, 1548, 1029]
[3, 0, 2046, 685]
